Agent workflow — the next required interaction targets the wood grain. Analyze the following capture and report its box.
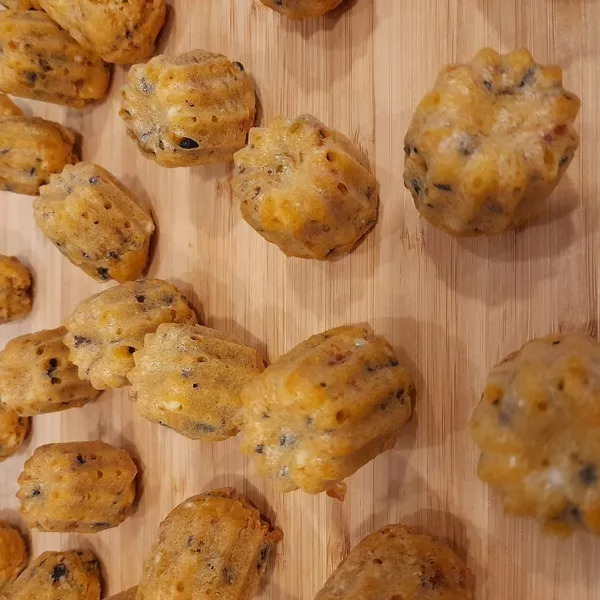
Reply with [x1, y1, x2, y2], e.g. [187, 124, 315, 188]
[1, 0, 599, 598]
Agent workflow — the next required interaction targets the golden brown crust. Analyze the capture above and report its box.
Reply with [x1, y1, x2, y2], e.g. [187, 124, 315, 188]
[0, 326, 100, 416]
[35, 163, 155, 283]
[315, 524, 473, 599]
[0, 10, 111, 108]
[0, 0, 41, 8]
[404, 48, 580, 235]
[17, 441, 137, 533]
[128, 323, 264, 441]
[0, 116, 77, 196]
[471, 333, 600, 535]
[39, 0, 166, 64]
[9, 550, 101, 600]
[0, 255, 31, 323]
[64, 279, 197, 390]
[0, 406, 30, 462]
[260, 0, 344, 18]
[119, 50, 255, 167]
[238, 325, 414, 496]
[0, 523, 28, 590]
[232, 114, 378, 260]
[137, 488, 281, 600]
[0, 94, 22, 117]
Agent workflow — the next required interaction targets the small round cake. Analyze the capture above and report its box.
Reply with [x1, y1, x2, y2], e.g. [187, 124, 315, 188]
[0, 94, 22, 117]
[0, 116, 77, 196]
[136, 488, 281, 600]
[0, 523, 28, 590]
[64, 279, 197, 390]
[471, 333, 600, 535]
[232, 114, 378, 260]
[119, 50, 255, 167]
[0, 255, 32, 323]
[17, 440, 137, 533]
[315, 524, 473, 599]
[404, 48, 580, 235]
[9, 550, 101, 600]
[237, 325, 414, 499]
[0, 326, 100, 416]
[260, 0, 344, 18]
[0, 10, 110, 108]
[35, 162, 155, 283]
[0, 407, 29, 463]
[39, 0, 166, 64]
[128, 324, 264, 441]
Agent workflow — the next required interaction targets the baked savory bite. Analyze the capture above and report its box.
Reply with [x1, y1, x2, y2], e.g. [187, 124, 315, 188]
[404, 48, 580, 235]
[0, 406, 29, 463]
[136, 488, 282, 600]
[39, 0, 166, 64]
[0, 10, 110, 108]
[315, 524, 473, 599]
[237, 325, 414, 499]
[64, 279, 197, 390]
[0, 326, 100, 416]
[17, 440, 137, 533]
[0, 255, 32, 323]
[0, 94, 22, 117]
[0, 116, 77, 196]
[0, 523, 28, 590]
[232, 114, 377, 260]
[34, 162, 155, 283]
[120, 50, 255, 167]
[128, 324, 264, 441]
[260, 0, 344, 18]
[471, 333, 600, 536]
[9, 550, 101, 600]
[0, 0, 41, 8]
[106, 588, 137, 600]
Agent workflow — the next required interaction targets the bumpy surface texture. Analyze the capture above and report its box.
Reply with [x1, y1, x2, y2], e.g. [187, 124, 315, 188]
[0, 0, 41, 8]
[35, 162, 155, 283]
[64, 279, 197, 389]
[8, 550, 101, 600]
[0, 406, 29, 462]
[0, 326, 99, 416]
[137, 488, 281, 600]
[404, 48, 580, 235]
[39, 0, 166, 64]
[315, 524, 473, 599]
[260, 0, 344, 17]
[120, 50, 255, 167]
[17, 441, 137, 533]
[238, 325, 414, 498]
[471, 333, 600, 535]
[0, 10, 110, 108]
[0, 116, 77, 195]
[232, 114, 377, 260]
[0, 255, 31, 323]
[129, 324, 264, 441]
[0, 93, 22, 117]
[106, 588, 137, 600]
[0, 523, 28, 590]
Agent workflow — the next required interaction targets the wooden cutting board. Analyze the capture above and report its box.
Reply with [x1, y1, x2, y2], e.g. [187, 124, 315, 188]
[1, 0, 599, 598]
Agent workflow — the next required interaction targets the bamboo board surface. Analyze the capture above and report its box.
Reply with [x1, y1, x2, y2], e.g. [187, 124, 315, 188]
[1, 0, 599, 598]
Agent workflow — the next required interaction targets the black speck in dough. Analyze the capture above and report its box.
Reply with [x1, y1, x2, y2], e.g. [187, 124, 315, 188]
[51, 563, 68, 583]
[97, 267, 110, 280]
[179, 137, 200, 150]
[580, 464, 598, 486]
